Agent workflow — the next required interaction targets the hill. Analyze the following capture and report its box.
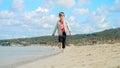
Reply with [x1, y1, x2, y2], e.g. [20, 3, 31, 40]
[0, 28, 120, 46]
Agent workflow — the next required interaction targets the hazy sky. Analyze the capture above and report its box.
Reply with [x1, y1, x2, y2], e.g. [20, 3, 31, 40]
[0, 0, 120, 40]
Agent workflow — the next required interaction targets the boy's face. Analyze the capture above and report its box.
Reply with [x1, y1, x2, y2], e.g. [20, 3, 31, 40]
[59, 14, 64, 20]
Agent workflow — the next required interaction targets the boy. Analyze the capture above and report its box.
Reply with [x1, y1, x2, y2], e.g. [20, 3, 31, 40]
[52, 12, 72, 52]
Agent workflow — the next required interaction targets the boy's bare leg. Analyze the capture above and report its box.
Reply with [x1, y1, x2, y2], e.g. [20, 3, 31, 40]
[58, 42, 62, 49]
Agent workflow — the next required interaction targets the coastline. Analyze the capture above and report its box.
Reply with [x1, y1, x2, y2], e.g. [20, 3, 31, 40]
[17, 43, 120, 68]
[15, 51, 61, 68]
[0, 46, 61, 68]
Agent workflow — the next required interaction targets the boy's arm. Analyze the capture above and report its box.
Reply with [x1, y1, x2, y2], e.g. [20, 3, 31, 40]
[66, 21, 72, 35]
[52, 22, 58, 36]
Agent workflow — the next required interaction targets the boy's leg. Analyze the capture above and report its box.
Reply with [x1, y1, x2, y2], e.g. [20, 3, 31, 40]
[62, 37, 66, 52]
[58, 36, 62, 49]
[58, 42, 62, 49]
[62, 37, 66, 49]
[62, 32, 66, 49]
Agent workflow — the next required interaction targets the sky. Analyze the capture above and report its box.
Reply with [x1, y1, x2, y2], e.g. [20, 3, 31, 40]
[0, 0, 120, 40]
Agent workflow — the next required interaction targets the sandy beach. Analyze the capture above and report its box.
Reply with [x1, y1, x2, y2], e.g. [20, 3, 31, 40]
[17, 43, 120, 68]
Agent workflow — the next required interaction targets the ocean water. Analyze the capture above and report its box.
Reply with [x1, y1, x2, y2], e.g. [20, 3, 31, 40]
[0, 45, 60, 68]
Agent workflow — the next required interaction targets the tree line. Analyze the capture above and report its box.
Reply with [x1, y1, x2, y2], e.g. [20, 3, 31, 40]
[0, 28, 120, 46]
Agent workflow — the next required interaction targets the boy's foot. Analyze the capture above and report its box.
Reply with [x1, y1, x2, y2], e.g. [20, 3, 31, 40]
[61, 48, 65, 53]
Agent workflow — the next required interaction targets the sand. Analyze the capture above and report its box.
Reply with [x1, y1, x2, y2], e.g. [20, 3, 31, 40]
[17, 43, 120, 68]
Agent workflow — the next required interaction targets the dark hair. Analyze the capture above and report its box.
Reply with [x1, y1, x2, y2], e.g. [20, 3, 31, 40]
[59, 12, 65, 16]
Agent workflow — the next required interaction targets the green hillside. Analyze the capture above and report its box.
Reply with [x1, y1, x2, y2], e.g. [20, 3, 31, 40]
[0, 28, 120, 46]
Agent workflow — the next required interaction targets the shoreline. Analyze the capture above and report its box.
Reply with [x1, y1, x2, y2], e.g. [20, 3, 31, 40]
[0, 46, 61, 68]
[13, 51, 61, 68]
[17, 43, 120, 68]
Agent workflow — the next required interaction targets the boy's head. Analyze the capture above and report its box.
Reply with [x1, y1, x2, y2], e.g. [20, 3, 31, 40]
[59, 12, 65, 20]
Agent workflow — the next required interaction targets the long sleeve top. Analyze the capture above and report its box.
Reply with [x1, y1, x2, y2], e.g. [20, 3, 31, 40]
[52, 20, 71, 36]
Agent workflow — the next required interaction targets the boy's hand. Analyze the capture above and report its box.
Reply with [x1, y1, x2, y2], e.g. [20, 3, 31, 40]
[52, 34, 54, 36]
[70, 31, 72, 36]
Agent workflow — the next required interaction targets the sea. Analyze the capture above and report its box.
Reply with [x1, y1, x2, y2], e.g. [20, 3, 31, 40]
[0, 45, 61, 68]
